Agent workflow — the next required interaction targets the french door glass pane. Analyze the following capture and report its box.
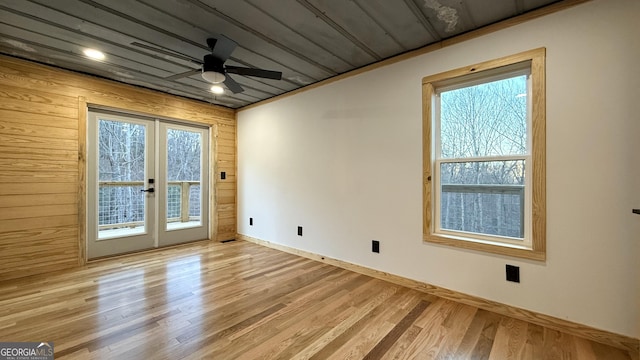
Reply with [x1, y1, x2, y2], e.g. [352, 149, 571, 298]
[98, 119, 146, 239]
[166, 128, 202, 230]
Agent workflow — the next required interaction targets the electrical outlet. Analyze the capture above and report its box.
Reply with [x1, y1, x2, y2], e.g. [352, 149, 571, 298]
[372, 240, 380, 253]
[249, 217, 253, 226]
[506, 265, 520, 283]
[297, 226, 303, 236]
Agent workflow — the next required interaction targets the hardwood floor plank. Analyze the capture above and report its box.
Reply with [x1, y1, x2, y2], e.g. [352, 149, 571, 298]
[380, 324, 424, 359]
[363, 300, 430, 359]
[574, 336, 600, 360]
[249, 281, 399, 360]
[0, 240, 632, 360]
[489, 317, 530, 359]
[307, 287, 413, 360]
[522, 323, 544, 360]
[452, 309, 501, 359]
[401, 299, 457, 358]
[541, 327, 577, 359]
[591, 339, 632, 360]
[435, 302, 479, 359]
[177, 269, 357, 359]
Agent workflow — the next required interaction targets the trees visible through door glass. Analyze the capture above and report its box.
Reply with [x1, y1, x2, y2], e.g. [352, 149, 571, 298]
[166, 128, 202, 230]
[97, 119, 146, 238]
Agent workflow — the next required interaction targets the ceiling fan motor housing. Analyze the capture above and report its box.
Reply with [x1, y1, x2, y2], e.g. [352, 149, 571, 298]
[203, 54, 225, 74]
[202, 54, 226, 83]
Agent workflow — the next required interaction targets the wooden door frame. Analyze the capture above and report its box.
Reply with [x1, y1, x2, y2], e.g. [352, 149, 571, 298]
[78, 97, 219, 264]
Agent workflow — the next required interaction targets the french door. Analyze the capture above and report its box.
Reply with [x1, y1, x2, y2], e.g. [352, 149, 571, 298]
[87, 110, 209, 259]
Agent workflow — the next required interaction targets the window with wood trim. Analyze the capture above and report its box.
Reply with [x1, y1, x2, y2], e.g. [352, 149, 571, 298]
[423, 48, 546, 260]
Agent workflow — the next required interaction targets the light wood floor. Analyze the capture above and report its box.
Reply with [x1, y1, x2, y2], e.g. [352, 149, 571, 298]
[0, 240, 633, 359]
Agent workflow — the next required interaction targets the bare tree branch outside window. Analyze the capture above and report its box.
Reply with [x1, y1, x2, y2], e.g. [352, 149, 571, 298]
[438, 75, 527, 239]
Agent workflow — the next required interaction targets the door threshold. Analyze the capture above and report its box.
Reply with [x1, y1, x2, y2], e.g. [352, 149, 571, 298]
[87, 238, 212, 263]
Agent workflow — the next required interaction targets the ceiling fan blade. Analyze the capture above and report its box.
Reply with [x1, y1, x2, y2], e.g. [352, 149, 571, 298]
[131, 42, 201, 64]
[223, 75, 244, 94]
[225, 65, 282, 80]
[207, 35, 237, 62]
[164, 68, 201, 81]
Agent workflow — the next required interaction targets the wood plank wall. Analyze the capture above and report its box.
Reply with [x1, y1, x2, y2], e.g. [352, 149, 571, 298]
[0, 55, 236, 281]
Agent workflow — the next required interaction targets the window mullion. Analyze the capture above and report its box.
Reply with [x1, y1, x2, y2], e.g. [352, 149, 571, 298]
[438, 155, 528, 163]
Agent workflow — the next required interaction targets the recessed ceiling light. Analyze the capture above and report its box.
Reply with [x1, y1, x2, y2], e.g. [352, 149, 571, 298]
[210, 85, 224, 95]
[83, 48, 105, 60]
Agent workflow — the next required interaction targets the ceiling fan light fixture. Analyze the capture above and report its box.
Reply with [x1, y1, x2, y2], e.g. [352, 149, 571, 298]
[210, 85, 224, 94]
[83, 48, 105, 60]
[202, 70, 226, 84]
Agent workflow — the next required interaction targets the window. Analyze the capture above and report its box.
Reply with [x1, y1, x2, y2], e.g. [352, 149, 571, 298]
[423, 48, 546, 260]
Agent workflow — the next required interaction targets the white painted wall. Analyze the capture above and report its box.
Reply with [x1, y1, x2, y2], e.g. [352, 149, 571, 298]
[237, 0, 640, 338]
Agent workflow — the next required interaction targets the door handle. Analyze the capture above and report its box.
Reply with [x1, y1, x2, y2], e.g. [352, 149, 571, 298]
[141, 188, 155, 193]
[633, 209, 640, 215]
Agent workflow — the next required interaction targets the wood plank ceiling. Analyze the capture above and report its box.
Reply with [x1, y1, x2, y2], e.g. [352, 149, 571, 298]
[0, 0, 562, 109]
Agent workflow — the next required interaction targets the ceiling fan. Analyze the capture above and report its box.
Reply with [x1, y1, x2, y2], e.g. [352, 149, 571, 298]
[135, 35, 282, 94]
